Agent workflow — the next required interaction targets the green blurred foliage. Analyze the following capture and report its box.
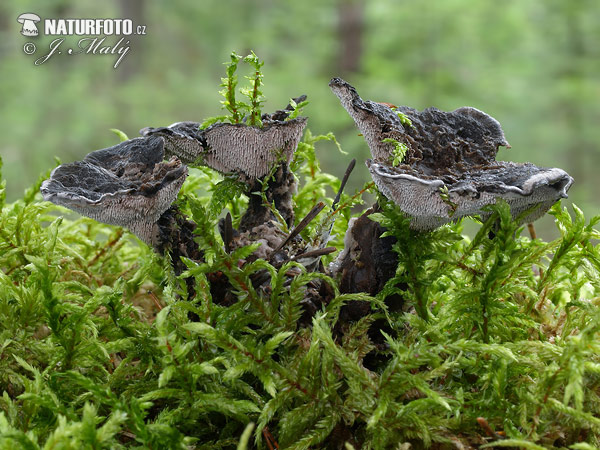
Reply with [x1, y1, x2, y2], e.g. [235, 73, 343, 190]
[0, 0, 599, 237]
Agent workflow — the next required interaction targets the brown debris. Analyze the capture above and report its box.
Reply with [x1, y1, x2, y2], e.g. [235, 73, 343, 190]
[334, 204, 404, 321]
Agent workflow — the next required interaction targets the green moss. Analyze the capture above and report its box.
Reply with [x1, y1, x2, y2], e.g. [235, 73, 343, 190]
[381, 137, 409, 167]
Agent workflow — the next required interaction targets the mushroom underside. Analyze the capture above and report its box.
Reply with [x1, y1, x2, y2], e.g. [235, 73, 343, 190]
[141, 117, 308, 178]
[368, 160, 573, 230]
[202, 118, 307, 178]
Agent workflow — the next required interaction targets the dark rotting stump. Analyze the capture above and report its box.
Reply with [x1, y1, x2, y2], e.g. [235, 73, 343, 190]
[239, 161, 297, 232]
[155, 205, 204, 295]
[330, 204, 405, 351]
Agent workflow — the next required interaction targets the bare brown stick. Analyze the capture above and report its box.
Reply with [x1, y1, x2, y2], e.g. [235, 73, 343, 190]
[87, 229, 124, 267]
[476, 417, 503, 440]
[270, 202, 325, 256]
[332, 158, 356, 209]
[527, 222, 537, 240]
[147, 290, 164, 311]
[223, 212, 233, 254]
[291, 246, 337, 261]
[262, 426, 279, 450]
[529, 370, 561, 438]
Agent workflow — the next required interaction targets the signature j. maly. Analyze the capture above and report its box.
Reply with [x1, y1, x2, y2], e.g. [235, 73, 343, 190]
[35, 36, 130, 69]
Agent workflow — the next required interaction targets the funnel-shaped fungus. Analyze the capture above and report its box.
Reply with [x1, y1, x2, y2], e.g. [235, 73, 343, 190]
[199, 118, 307, 179]
[139, 122, 206, 166]
[41, 136, 187, 245]
[140, 99, 308, 180]
[329, 77, 573, 230]
[141, 99, 309, 241]
[17, 13, 40, 36]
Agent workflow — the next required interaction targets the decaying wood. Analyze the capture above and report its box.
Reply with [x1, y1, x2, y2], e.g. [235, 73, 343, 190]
[333, 204, 404, 322]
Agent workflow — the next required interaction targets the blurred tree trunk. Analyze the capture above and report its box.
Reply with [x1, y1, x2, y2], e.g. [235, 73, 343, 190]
[0, 4, 9, 34]
[560, 0, 588, 194]
[418, 3, 439, 106]
[337, 0, 364, 74]
[118, 0, 145, 81]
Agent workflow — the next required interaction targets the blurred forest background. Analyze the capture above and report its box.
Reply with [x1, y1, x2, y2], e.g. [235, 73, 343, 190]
[0, 0, 598, 238]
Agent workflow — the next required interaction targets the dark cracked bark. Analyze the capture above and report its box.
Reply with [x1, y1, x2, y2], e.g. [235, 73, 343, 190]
[336, 204, 404, 322]
[239, 162, 296, 232]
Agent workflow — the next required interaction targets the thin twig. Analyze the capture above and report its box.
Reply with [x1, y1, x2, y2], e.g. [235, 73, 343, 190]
[291, 246, 337, 261]
[262, 426, 279, 450]
[87, 229, 124, 267]
[270, 202, 325, 256]
[529, 369, 561, 438]
[147, 290, 163, 311]
[332, 159, 356, 209]
[527, 222, 537, 240]
[223, 212, 233, 254]
[476, 417, 503, 440]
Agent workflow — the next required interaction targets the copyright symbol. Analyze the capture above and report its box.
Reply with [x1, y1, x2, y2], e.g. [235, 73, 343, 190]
[23, 42, 36, 55]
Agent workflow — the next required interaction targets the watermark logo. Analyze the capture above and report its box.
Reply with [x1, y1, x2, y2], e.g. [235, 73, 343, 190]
[17, 13, 41, 37]
[18, 14, 147, 69]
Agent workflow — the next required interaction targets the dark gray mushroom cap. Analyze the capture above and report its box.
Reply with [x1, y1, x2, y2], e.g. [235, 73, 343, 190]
[40, 136, 187, 244]
[140, 122, 206, 166]
[140, 108, 308, 179]
[329, 77, 509, 166]
[330, 77, 574, 230]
